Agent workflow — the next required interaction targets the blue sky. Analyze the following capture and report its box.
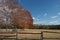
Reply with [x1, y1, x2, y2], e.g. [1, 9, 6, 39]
[18, 0, 60, 25]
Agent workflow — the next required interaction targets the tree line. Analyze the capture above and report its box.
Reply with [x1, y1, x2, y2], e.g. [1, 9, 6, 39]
[29, 24, 60, 29]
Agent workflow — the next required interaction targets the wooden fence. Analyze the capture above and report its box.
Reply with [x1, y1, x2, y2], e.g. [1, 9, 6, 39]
[0, 29, 60, 40]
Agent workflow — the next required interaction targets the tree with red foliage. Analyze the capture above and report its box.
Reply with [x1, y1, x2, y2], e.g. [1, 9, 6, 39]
[0, 0, 33, 29]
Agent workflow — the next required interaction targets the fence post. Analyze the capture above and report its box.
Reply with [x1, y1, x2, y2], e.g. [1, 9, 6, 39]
[41, 32, 43, 40]
[15, 28, 18, 40]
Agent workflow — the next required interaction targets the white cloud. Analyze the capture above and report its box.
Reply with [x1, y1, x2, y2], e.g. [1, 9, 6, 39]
[33, 21, 46, 24]
[44, 13, 47, 16]
[51, 16, 58, 18]
[50, 12, 60, 19]
[49, 21, 58, 24]
[33, 17, 36, 24]
[33, 16, 40, 21]
[33, 17, 35, 20]
[58, 13, 60, 15]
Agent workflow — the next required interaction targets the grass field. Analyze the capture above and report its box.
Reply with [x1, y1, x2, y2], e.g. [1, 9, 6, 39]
[0, 29, 60, 40]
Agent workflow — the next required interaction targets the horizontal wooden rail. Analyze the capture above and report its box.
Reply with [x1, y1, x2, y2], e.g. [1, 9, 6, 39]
[18, 32, 41, 34]
[43, 31, 60, 34]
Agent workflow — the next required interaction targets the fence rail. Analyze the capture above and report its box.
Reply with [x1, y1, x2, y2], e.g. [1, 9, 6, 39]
[43, 31, 60, 34]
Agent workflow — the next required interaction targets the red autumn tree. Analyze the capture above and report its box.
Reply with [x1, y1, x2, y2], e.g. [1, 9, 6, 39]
[0, 0, 33, 29]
